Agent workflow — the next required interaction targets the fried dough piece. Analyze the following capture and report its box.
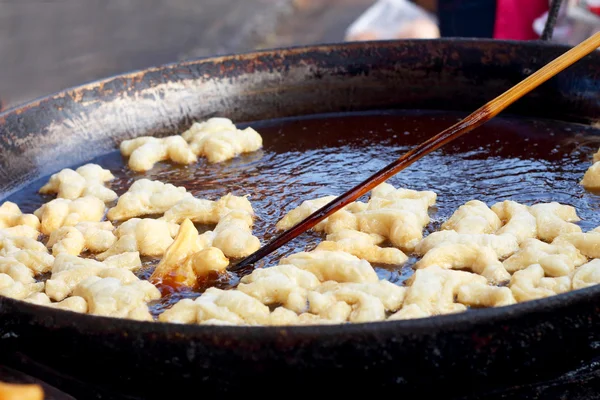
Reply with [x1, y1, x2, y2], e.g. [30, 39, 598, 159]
[39, 163, 117, 202]
[509, 264, 571, 302]
[572, 259, 600, 290]
[150, 219, 229, 287]
[415, 243, 511, 284]
[45, 253, 141, 301]
[120, 135, 197, 172]
[416, 230, 519, 259]
[442, 200, 502, 234]
[107, 179, 191, 221]
[96, 218, 179, 260]
[25, 292, 88, 313]
[34, 196, 105, 235]
[389, 266, 486, 320]
[160, 193, 253, 224]
[73, 276, 160, 321]
[238, 265, 320, 312]
[491, 200, 537, 244]
[159, 287, 270, 325]
[315, 229, 408, 265]
[281, 250, 378, 284]
[0, 201, 40, 232]
[47, 221, 116, 256]
[503, 238, 586, 277]
[181, 117, 263, 163]
[554, 226, 600, 258]
[528, 202, 581, 242]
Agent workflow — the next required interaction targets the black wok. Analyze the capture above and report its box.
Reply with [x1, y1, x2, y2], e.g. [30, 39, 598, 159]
[1, 39, 600, 399]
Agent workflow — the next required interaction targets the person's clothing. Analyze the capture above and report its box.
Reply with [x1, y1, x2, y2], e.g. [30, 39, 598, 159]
[494, 0, 550, 40]
[438, 0, 497, 38]
[437, 0, 549, 39]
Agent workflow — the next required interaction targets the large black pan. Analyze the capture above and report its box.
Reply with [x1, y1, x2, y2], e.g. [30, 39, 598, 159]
[1, 39, 600, 399]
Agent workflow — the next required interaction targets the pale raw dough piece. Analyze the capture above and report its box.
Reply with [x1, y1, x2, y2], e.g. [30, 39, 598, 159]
[73, 276, 160, 321]
[0, 225, 40, 240]
[389, 266, 486, 320]
[441, 200, 502, 234]
[315, 229, 408, 265]
[181, 117, 237, 140]
[509, 264, 571, 302]
[370, 183, 437, 206]
[206, 210, 260, 258]
[46, 227, 84, 256]
[96, 218, 178, 260]
[25, 293, 88, 313]
[0, 257, 35, 283]
[0, 201, 40, 232]
[161, 193, 253, 224]
[456, 282, 516, 307]
[528, 202, 581, 242]
[0, 236, 47, 255]
[366, 187, 435, 226]
[357, 209, 426, 253]
[47, 221, 117, 255]
[159, 287, 270, 325]
[572, 259, 600, 290]
[0, 273, 44, 300]
[491, 200, 537, 244]
[158, 298, 201, 324]
[107, 179, 192, 221]
[276, 196, 366, 234]
[120, 136, 197, 172]
[34, 196, 105, 235]
[0, 237, 54, 275]
[102, 251, 142, 270]
[39, 164, 117, 202]
[581, 161, 600, 190]
[237, 264, 321, 312]
[503, 238, 586, 277]
[46, 253, 141, 301]
[266, 307, 335, 326]
[358, 183, 436, 251]
[150, 219, 229, 287]
[73, 222, 117, 252]
[181, 117, 263, 163]
[415, 230, 519, 259]
[388, 304, 430, 320]
[281, 250, 379, 284]
[414, 243, 510, 284]
[554, 227, 600, 258]
[307, 287, 386, 323]
[313, 280, 406, 312]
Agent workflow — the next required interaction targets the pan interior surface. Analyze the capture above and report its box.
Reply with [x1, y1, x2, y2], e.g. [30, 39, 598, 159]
[5, 109, 600, 318]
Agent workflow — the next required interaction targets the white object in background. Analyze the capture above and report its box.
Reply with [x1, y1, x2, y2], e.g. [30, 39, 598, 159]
[534, 0, 600, 44]
[344, 0, 439, 41]
[533, 0, 573, 43]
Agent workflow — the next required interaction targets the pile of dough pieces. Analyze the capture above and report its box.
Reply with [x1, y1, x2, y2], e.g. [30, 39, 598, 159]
[161, 183, 600, 326]
[0, 160, 262, 321]
[119, 117, 263, 172]
[3, 143, 600, 326]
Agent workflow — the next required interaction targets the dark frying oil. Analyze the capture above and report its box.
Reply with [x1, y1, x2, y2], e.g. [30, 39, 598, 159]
[7, 110, 600, 316]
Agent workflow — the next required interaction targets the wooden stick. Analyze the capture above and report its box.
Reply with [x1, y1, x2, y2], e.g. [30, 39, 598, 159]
[231, 32, 600, 271]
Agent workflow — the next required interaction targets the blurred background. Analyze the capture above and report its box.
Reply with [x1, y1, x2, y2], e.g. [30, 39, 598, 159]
[1, 0, 598, 110]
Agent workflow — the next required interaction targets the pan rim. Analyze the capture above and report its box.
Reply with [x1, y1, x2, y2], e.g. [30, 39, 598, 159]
[0, 37, 577, 118]
[0, 38, 598, 337]
[2, 282, 600, 336]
